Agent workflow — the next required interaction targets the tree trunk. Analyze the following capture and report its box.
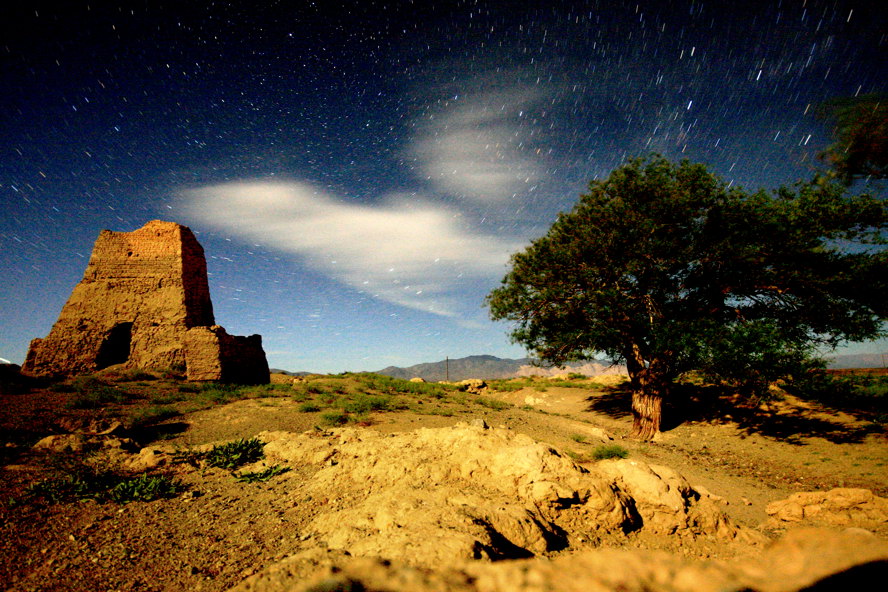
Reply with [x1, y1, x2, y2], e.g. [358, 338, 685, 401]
[629, 388, 663, 440]
[624, 345, 670, 440]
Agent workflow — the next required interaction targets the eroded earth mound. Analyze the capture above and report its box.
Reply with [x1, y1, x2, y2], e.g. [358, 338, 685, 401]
[254, 424, 751, 565]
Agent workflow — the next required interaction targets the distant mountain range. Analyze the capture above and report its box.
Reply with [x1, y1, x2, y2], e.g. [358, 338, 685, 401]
[826, 353, 888, 369]
[271, 352, 885, 380]
[376, 355, 624, 382]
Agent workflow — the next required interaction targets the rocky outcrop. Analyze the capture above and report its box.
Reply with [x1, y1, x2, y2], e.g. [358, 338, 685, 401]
[22, 220, 269, 383]
[765, 488, 888, 528]
[256, 424, 753, 567]
[228, 528, 888, 592]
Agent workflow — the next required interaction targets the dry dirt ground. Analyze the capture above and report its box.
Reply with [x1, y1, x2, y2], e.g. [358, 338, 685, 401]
[0, 371, 886, 591]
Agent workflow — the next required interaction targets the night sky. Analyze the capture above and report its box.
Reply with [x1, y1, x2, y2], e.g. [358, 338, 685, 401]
[2, 1, 886, 372]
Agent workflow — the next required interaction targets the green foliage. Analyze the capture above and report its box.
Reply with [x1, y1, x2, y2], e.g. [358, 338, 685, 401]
[569, 433, 587, 443]
[106, 474, 183, 503]
[236, 465, 290, 483]
[817, 94, 888, 182]
[298, 402, 322, 412]
[127, 405, 180, 428]
[785, 371, 888, 416]
[487, 378, 534, 392]
[65, 376, 130, 408]
[110, 369, 158, 382]
[475, 397, 512, 410]
[23, 465, 182, 505]
[592, 444, 630, 460]
[340, 393, 398, 414]
[205, 437, 265, 470]
[319, 411, 351, 426]
[150, 391, 188, 404]
[488, 155, 887, 434]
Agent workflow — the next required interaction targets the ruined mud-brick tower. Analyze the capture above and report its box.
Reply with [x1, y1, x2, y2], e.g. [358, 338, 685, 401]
[22, 220, 269, 384]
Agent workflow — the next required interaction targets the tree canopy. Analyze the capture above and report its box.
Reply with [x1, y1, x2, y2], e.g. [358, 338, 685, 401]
[487, 155, 886, 439]
[817, 94, 888, 183]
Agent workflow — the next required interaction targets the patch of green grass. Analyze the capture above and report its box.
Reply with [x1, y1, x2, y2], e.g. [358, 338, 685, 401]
[546, 379, 608, 389]
[149, 391, 188, 404]
[319, 411, 352, 426]
[127, 405, 181, 428]
[205, 437, 265, 470]
[65, 376, 131, 408]
[487, 378, 534, 392]
[22, 466, 182, 505]
[236, 465, 290, 483]
[298, 402, 322, 412]
[786, 371, 888, 417]
[475, 397, 512, 410]
[340, 393, 401, 414]
[106, 474, 183, 503]
[569, 433, 587, 443]
[111, 369, 158, 382]
[592, 444, 630, 460]
[563, 449, 591, 462]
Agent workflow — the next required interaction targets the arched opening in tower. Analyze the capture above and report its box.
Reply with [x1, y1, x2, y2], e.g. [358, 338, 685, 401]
[96, 322, 133, 369]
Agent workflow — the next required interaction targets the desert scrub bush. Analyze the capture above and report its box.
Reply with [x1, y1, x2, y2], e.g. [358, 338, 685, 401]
[319, 411, 351, 426]
[127, 405, 180, 428]
[340, 393, 407, 414]
[563, 450, 591, 462]
[569, 433, 587, 443]
[475, 397, 512, 410]
[592, 444, 630, 460]
[171, 438, 266, 470]
[111, 369, 158, 382]
[487, 379, 531, 392]
[22, 467, 182, 505]
[205, 437, 265, 470]
[236, 465, 290, 483]
[149, 391, 188, 404]
[298, 402, 322, 412]
[106, 474, 183, 503]
[786, 371, 888, 416]
[65, 376, 131, 408]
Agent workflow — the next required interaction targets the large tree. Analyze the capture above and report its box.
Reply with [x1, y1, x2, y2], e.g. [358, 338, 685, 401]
[817, 94, 888, 183]
[487, 156, 886, 439]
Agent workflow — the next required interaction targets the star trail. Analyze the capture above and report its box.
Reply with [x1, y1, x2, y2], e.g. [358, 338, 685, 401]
[2, 1, 885, 372]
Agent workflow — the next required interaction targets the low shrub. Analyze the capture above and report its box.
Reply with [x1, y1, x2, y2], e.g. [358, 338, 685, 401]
[205, 437, 265, 470]
[298, 402, 322, 412]
[128, 405, 180, 428]
[236, 465, 290, 483]
[592, 444, 630, 460]
[65, 376, 130, 409]
[106, 474, 183, 503]
[786, 371, 888, 417]
[475, 397, 511, 410]
[23, 468, 182, 505]
[319, 411, 351, 426]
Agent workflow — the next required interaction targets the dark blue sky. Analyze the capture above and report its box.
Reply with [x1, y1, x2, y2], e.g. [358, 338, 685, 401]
[2, 0, 886, 372]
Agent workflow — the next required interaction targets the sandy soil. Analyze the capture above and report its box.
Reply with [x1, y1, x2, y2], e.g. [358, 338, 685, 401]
[0, 373, 885, 591]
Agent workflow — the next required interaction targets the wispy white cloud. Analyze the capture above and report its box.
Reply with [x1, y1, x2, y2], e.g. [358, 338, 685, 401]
[178, 181, 524, 317]
[410, 88, 548, 202]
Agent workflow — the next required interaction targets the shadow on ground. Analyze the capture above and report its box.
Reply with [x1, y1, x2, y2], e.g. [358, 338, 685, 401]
[584, 383, 884, 444]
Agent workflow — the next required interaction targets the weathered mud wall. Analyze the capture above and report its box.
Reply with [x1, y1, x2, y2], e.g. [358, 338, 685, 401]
[22, 220, 268, 383]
